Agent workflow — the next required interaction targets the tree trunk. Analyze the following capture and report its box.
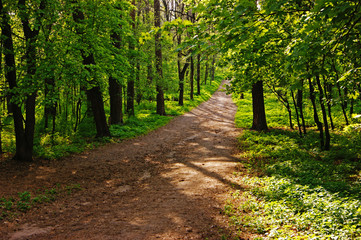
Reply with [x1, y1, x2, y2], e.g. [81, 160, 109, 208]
[109, 77, 123, 125]
[196, 54, 201, 95]
[291, 90, 302, 137]
[286, 100, 293, 130]
[127, 0, 136, 116]
[308, 77, 324, 149]
[178, 63, 189, 106]
[72, 1, 110, 137]
[154, 0, 165, 115]
[210, 55, 215, 84]
[204, 59, 209, 85]
[332, 62, 349, 125]
[251, 81, 268, 131]
[297, 87, 307, 134]
[127, 79, 135, 116]
[44, 77, 56, 130]
[109, 31, 124, 125]
[87, 86, 111, 137]
[177, 33, 189, 106]
[316, 75, 330, 150]
[190, 56, 194, 100]
[12, 0, 46, 161]
[324, 80, 334, 130]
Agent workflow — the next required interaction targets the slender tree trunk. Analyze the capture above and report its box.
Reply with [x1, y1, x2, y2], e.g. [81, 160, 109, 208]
[196, 54, 201, 95]
[204, 58, 209, 85]
[177, 33, 189, 106]
[210, 55, 215, 84]
[109, 77, 123, 125]
[74, 99, 81, 132]
[316, 75, 330, 150]
[308, 77, 324, 149]
[44, 77, 56, 130]
[286, 99, 293, 130]
[178, 63, 189, 106]
[297, 87, 307, 134]
[136, 62, 142, 104]
[145, 0, 153, 101]
[332, 63, 349, 125]
[337, 82, 349, 125]
[324, 80, 334, 130]
[190, 56, 194, 100]
[109, 31, 124, 125]
[251, 81, 268, 131]
[291, 90, 302, 136]
[127, 0, 136, 116]
[154, 0, 165, 115]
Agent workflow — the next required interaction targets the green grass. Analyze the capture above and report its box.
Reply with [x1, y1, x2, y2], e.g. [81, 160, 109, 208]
[0, 184, 82, 221]
[227, 91, 361, 239]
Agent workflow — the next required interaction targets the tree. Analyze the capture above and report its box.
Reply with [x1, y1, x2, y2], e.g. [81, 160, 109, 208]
[71, 0, 110, 137]
[154, 0, 166, 115]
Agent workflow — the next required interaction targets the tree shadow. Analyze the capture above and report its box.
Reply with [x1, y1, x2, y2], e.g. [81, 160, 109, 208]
[240, 128, 361, 199]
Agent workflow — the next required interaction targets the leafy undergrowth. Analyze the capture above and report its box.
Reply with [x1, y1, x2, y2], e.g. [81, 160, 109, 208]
[0, 184, 82, 221]
[227, 92, 361, 239]
[30, 78, 222, 160]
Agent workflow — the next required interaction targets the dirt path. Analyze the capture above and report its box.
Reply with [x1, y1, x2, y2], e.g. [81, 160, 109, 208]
[0, 81, 242, 240]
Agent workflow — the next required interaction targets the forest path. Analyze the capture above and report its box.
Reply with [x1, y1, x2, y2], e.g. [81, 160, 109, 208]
[0, 81, 242, 240]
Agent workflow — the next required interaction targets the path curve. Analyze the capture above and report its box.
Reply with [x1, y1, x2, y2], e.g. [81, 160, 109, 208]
[0, 81, 241, 240]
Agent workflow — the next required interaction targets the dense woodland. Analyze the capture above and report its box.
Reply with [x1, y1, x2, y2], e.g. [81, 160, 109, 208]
[1, 0, 361, 238]
[0, 0, 221, 161]
[1, 0, 360, 162]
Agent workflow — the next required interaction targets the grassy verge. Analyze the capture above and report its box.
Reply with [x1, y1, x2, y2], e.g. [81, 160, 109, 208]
[227, 92, 361, 239]
[31, 77, 223, 160]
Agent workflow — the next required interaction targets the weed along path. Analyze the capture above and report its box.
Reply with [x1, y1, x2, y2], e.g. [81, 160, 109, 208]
[0, 81, 242, 240]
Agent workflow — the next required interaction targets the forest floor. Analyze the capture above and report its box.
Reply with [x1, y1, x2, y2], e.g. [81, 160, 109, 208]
[0, 81, 250, 240]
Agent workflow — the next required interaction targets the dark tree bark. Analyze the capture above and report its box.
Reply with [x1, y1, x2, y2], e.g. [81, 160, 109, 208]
[177, 32, 189, 106]
[127, 78, 135, 116]
[7, 0, 46, 161]
[44, 76, 56, 131]
[297, 87, 307, 134]
[154, 0, 166, 115]
[196, 54, 201, 95]
[189, 56, 194, 100]
[291, 90, 303, 137]
[210, 55, 215, 84]
[316, 75, 330, 150]
[251, 81, 268, 131]
[204, 58, 209, 85]
[109, 31, 124, 125]
[308, 77, 324, 149]
[178, 62, 189, 106]
[72, 1, 110, 137]
[127, 0, 136, 116]
[109, 77, 123, 125]
[323, 79, 334, 130]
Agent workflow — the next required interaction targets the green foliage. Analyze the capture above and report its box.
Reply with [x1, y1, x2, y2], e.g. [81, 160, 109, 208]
[0, 184, 81, 220]
[228, 92, 361, 238]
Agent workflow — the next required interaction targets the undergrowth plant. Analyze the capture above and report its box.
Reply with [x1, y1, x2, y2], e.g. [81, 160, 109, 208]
[228, 92, 361, 239]
[0, 184, 82, 221]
